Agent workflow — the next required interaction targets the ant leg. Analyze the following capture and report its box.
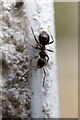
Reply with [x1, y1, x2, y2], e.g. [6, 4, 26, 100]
[48, 26, 54, 44]
[21, 66, 37, 78]
[26, 41, 40, 49]
[48, 40, 54, 44]
[46, 54, 49, 62]
[46, 48, 54, 52]
[30, 55, 38, 63]
[43, 68, 46, 87]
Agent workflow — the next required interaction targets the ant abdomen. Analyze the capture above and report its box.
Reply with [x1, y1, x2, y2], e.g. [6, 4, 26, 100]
[37, 58, 46, 68]
[39, 31, 50, 46]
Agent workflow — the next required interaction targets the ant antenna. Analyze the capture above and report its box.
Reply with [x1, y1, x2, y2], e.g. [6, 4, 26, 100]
[26, 16, 41, 47]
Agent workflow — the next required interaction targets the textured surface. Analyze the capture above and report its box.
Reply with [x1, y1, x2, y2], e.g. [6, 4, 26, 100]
[0, 0, 31, 118]
[0, 0, 59, 118]
[24, 0, 59, 118]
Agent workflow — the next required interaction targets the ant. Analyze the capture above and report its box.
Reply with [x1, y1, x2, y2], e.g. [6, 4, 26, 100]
[22, 16, 54, 87]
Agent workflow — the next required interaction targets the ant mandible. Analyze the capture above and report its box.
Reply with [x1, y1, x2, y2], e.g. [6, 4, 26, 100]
[22, 16, 54, 87]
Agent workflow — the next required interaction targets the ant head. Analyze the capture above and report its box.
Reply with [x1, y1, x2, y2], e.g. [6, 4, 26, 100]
[39, 31, 50, 46]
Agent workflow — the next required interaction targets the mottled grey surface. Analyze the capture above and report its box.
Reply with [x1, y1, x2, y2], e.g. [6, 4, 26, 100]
[0, 0, 31, 118]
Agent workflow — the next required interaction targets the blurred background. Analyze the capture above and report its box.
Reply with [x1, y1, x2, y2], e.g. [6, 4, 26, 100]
[54, 2, 78, 118]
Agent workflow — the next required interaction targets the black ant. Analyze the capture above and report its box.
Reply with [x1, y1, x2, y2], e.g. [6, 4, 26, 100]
[22, 16, 54, 87]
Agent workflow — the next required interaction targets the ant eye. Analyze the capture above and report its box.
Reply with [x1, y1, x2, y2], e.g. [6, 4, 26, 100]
[39, 31, 49, 45]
